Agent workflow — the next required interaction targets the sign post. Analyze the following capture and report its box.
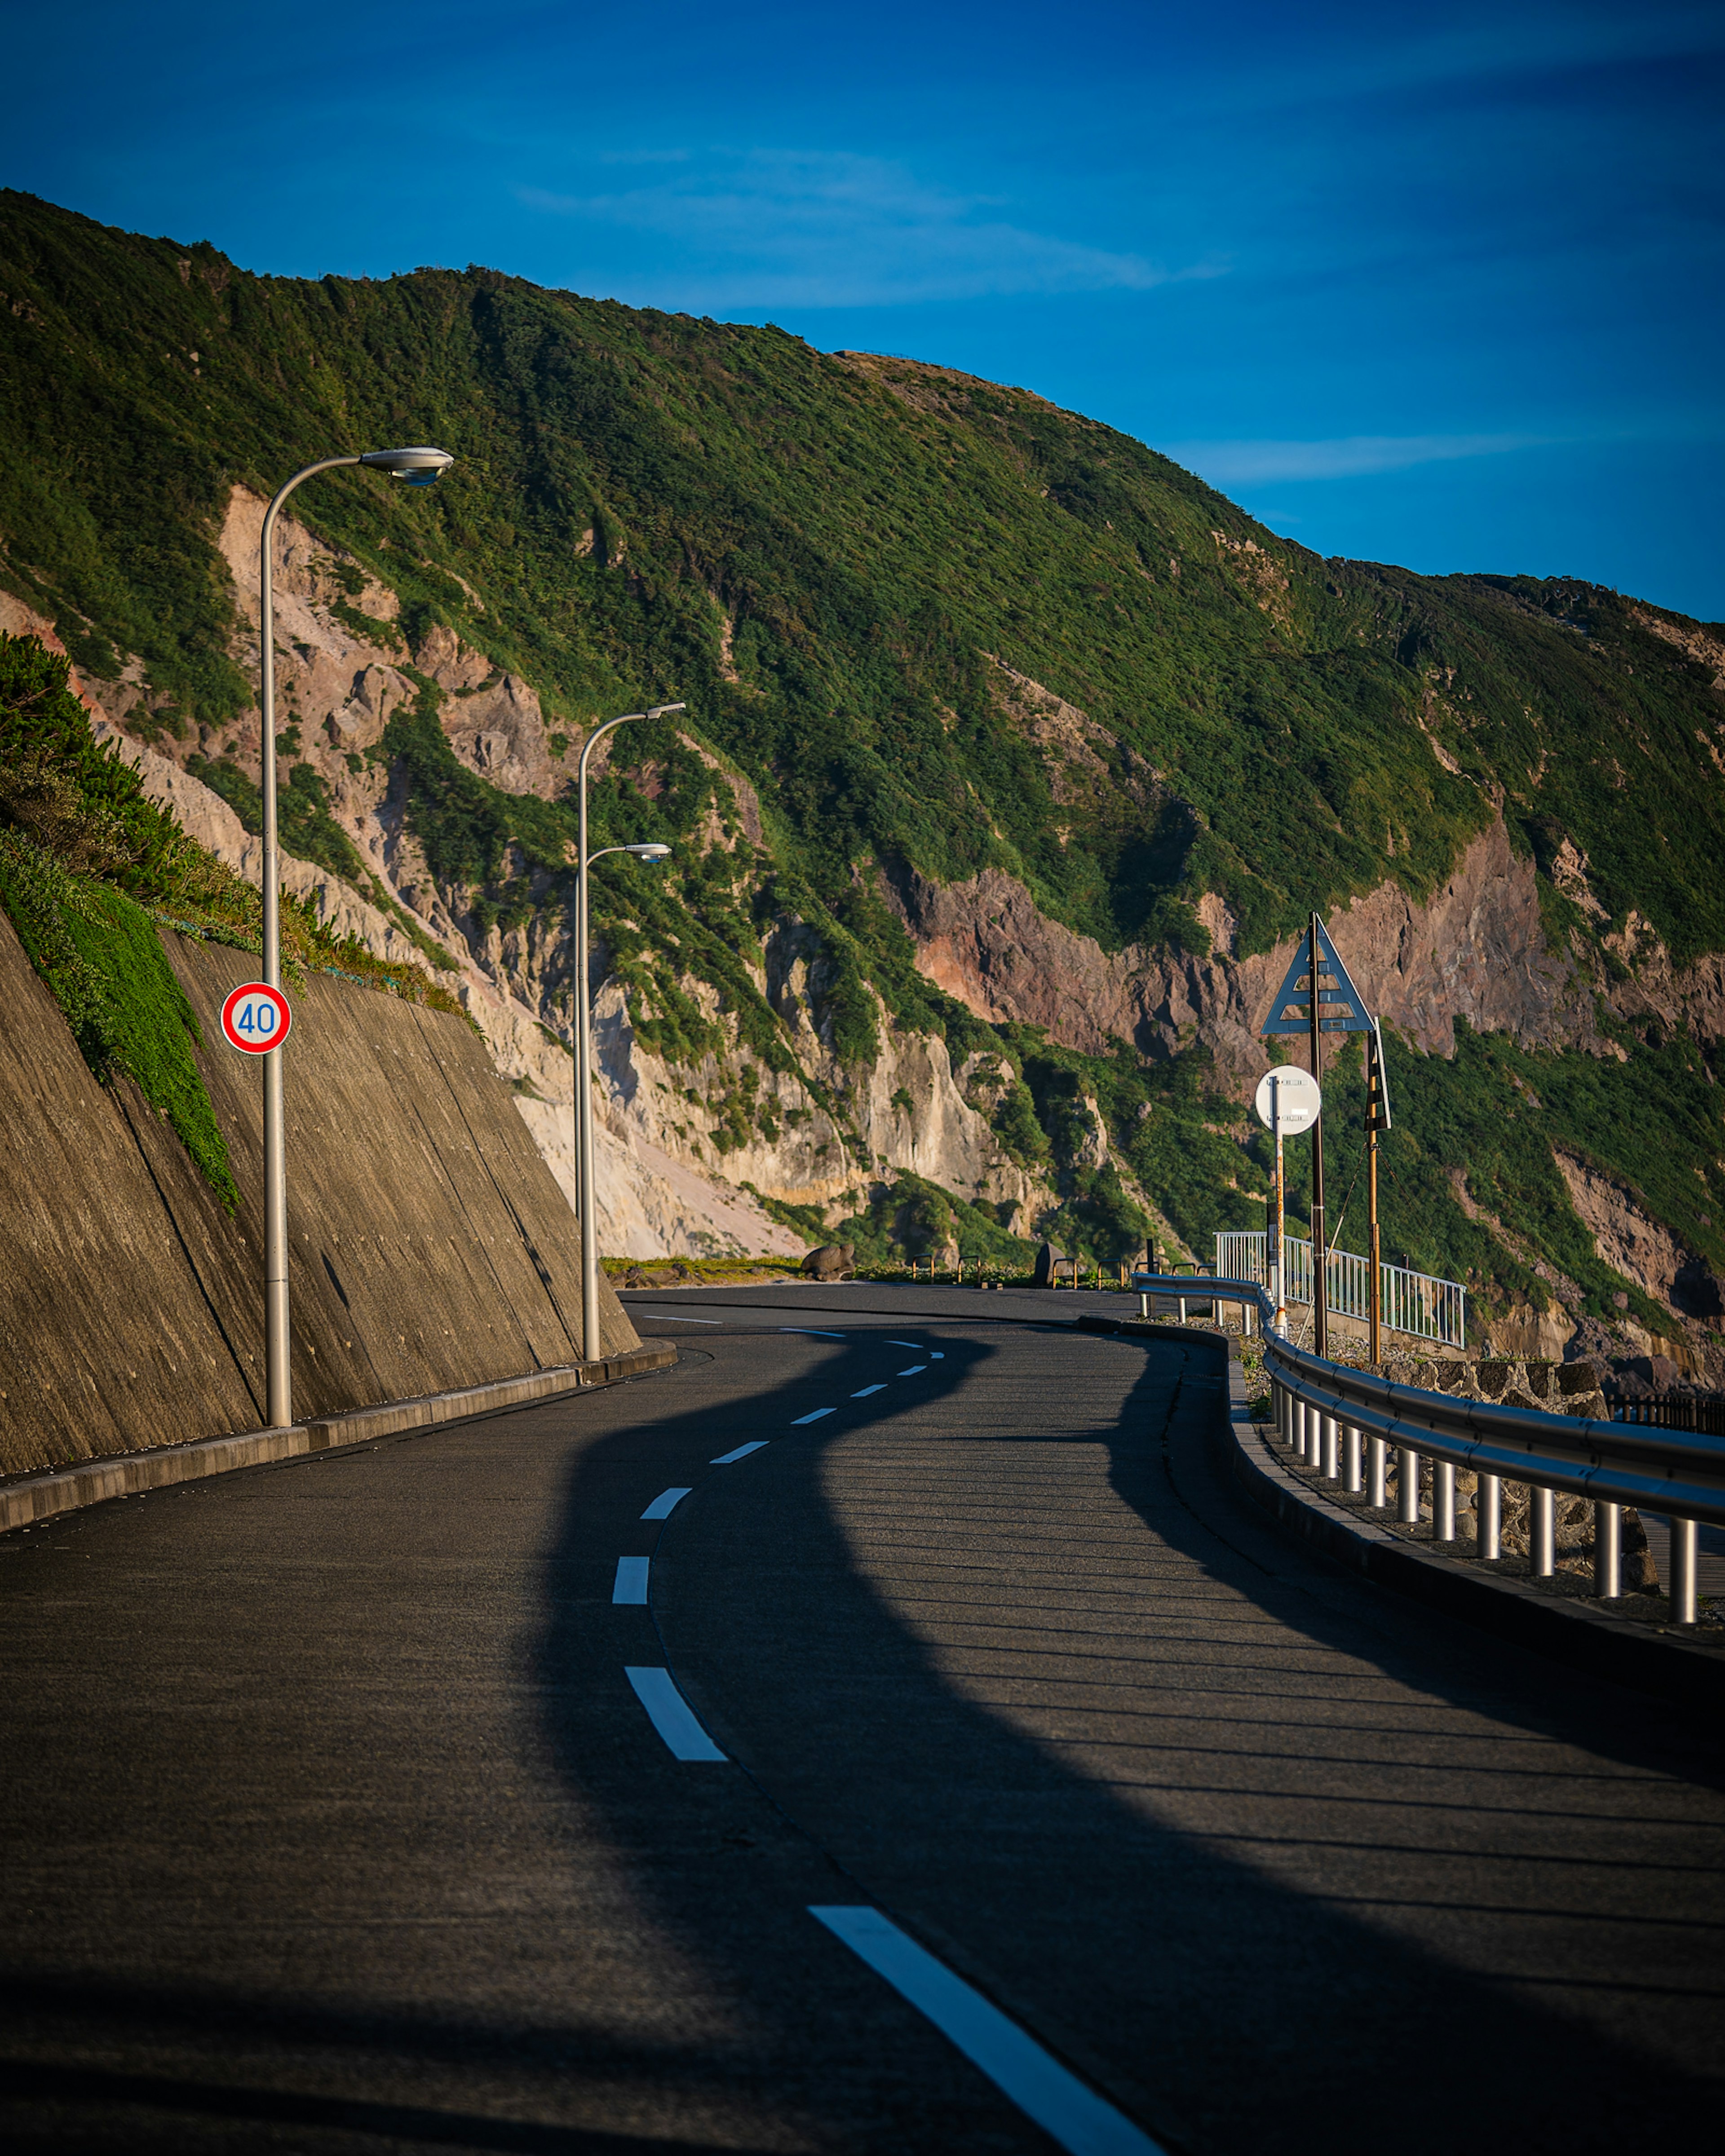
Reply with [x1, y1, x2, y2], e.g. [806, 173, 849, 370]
[1260, 917, 1375, 1356]
[1365, 1020, 1393, 1364]
[1253, 1066, 1321, 1334]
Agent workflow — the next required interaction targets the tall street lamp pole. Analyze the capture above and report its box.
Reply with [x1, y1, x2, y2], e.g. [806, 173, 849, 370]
[573, 703, 684, 1361]
[257, 445, 455, 1427]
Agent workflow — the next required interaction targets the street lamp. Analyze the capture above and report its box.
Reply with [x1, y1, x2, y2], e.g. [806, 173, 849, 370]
[256, 446, 455, 1427]
[573, 704, 684, 1360]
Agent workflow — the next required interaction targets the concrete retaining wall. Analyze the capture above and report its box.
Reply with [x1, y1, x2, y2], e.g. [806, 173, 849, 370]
[0, 915, 639, 1476]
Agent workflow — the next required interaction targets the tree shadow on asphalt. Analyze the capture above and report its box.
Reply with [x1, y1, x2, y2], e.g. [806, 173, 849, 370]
[535, 1302, 1724, 2156]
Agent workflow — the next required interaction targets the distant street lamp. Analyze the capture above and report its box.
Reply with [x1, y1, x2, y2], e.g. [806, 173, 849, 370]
[573, 704, 683, 1361]
[256, 446, 455, 1427]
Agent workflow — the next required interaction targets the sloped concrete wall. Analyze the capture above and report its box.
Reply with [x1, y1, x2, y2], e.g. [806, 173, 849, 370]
[0, 917, 638, 1476]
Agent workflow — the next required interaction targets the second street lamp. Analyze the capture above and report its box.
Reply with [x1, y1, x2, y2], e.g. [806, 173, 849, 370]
[256, 445, 455, 1428]
[573, 835, 673, 1361]
[572, 701, 685, 1361]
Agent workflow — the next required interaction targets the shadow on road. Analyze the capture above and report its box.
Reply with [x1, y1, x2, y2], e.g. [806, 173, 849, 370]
[535, 1301, 1725, 2154]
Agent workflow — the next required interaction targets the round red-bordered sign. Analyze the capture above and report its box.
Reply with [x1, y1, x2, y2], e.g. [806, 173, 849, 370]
[221, 981, 292, 1055]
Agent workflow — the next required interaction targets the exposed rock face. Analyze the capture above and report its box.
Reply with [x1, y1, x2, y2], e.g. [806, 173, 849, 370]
[1553, 1151, 1694, 1309]
[22, 483, 1721, 1280]
[21, 497, 1055, 1260]
[883, 817, 1613, 1079]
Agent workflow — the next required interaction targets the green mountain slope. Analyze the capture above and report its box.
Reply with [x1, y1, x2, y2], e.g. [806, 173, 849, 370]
[3, 190, 1724, 1361]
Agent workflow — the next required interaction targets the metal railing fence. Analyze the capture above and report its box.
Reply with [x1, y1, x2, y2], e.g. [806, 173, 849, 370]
[1134, 1273, 1722, 1628]
[1620, 1396, 1725, 1439]
[1214, 1231, 1466, 1348]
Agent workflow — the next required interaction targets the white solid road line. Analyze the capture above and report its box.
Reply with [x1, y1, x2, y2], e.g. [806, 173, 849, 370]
[634, 1312, 723, 1324]
[641, 1487, 692, 1520]
[851, 1384, 886, 1398]
[780, 1328, 846, 1338]
[626, 1666, 727, 1761]
[897, 1365, 927, 1376]
[711, 1440, 769, 1463]
[790, 1408, 835, 1425]
[612, 1557, 650, 1604]
[809, 1907, 1163, 2156]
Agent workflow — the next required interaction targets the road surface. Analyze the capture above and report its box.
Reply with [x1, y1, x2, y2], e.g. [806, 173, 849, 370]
[0, 1284, 1720, 2152]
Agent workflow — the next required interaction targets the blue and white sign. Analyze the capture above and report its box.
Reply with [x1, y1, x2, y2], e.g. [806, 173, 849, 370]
[220, 981, 292, 1055]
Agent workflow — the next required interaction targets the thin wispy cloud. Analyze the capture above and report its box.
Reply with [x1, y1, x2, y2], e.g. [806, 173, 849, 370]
[519, 150, 1210, 308]
[1166, 434, 1550, 485]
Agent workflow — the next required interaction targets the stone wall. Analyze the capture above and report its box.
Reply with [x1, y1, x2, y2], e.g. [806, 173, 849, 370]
[0, 916, 639, 1478]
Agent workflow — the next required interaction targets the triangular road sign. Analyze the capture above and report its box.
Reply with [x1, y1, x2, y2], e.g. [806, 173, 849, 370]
[1260, 917, 1376, 1036]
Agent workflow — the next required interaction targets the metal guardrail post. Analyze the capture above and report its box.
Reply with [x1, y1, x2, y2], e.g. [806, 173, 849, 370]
[1432, 1459, 1455, 1542]
[1530, 1484, 1555, 1577]
[1478, 1476, 1501, 1561]
[1168, 1275, 1725, 1628]
[1398, 1447, 1420, 1525]
[1670, 1517, 1698, 1625]
[1593, 1501, 1619, 1599]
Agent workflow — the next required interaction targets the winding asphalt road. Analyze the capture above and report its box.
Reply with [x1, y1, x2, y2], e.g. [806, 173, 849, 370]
[0, 1285, 1720, 2152]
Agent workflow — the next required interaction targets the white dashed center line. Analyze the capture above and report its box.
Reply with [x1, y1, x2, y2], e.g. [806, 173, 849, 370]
[612, 1557, 650, 1605]
[635, 1312, 723, 1323]
[711, 1440, 769, 1463]
[809, 1906, 1163, 2154]
[897, 1365, 927, 1376]
[780, 1328, 846, 1338]
[625, 1667, 727, 1761]
[790, 1408, 835, 1426]
[641, 1488, 691, 1520]
[851, 1385, 886, 1398]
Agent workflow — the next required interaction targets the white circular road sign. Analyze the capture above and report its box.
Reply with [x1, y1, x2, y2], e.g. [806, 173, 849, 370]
[1255, 1065, 1321, 1134]
[221, 981, 292, 1055]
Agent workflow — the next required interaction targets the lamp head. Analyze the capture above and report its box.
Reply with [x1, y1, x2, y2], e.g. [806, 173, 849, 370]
[359, 446, 455, 488]
[627, 844, 672, 864]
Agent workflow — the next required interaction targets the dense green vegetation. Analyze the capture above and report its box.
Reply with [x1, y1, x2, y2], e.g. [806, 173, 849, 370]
[2, 191, 1723, 1321]
[0, 633, 457, 1201]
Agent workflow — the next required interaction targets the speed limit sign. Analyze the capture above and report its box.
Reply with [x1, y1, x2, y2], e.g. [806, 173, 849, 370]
[220, 981, 292, 1055]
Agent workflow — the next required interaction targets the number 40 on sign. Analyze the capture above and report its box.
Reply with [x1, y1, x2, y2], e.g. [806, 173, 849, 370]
[221, 981, 292, 1054]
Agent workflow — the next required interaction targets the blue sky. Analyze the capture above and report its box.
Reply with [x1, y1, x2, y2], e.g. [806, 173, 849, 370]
[9, 0, 1724, 617]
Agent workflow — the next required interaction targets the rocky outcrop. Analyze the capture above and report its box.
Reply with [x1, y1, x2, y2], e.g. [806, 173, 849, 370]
[883, 816, 1610, 1080]
[25, 481, 1720, 1280]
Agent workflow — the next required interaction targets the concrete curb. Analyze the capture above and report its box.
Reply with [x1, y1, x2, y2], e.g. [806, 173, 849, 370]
[1077, 1312, 1242, 1359]
[1215, 1354, 1725, 1711]
[0, 1340, 677, 1537]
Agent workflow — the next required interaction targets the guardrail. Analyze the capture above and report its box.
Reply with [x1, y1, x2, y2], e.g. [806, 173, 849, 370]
[1133, 1274, 1724, 1627]
[1214, 1231, 1467, 1348]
